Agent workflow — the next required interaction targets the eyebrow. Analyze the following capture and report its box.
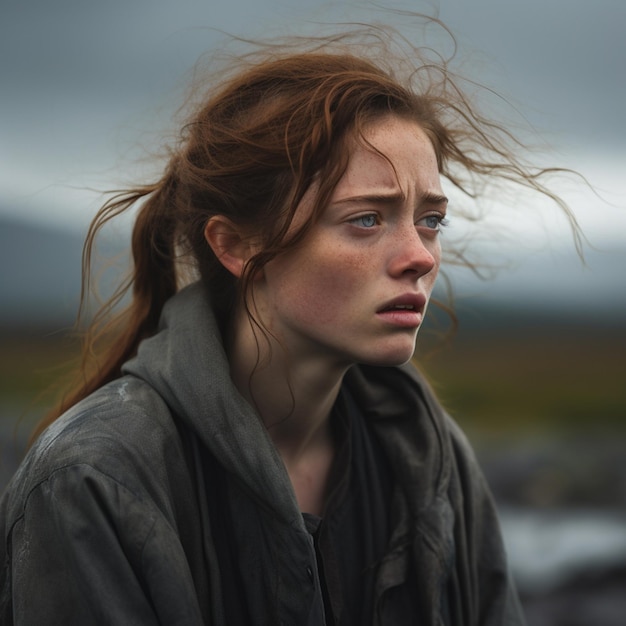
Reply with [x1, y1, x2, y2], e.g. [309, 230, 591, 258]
[420, 191, 449, 205]
[332, 190, 448, 207]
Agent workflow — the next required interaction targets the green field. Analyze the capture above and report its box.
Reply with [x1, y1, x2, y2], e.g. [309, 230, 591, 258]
[2, 315, 625, 438]
[416, 317, 626, 435]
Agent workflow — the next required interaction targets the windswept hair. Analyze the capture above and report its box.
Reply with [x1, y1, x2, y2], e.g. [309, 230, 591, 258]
[33, 21, 581, 439]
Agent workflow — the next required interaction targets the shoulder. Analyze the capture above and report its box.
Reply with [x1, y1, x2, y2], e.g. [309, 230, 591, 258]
[29, 376, 180, 480]
[1, 376, 193, 531]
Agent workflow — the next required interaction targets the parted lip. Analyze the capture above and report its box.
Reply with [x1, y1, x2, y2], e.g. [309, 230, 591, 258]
[377, 293, 427, 313]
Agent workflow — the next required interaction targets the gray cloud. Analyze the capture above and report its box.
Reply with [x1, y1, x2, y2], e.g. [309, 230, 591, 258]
[438, 1, 626, 150]
[1, 0, 624, 228]
[1, 0, 624, 309]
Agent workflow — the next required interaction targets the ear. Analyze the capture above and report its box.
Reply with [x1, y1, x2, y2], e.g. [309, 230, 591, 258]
[204, 216, 256, 278]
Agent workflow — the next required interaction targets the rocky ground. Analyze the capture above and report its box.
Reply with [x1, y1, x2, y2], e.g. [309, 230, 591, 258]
[474, 433, 626, 625]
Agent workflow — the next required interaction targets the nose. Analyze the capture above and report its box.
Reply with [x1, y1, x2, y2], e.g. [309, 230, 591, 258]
[387, 225, 438, 279]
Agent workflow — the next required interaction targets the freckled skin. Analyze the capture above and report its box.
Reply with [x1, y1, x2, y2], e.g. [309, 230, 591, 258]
[254, 115, 446, 370]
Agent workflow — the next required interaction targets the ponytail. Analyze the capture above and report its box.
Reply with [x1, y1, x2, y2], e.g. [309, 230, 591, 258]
[30, 171, 180, 442]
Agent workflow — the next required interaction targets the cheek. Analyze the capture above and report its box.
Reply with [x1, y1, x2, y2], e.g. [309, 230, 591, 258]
[420, 239, 442, 293]
[429, 243, 442, 283]
[281, 248, 370, 324]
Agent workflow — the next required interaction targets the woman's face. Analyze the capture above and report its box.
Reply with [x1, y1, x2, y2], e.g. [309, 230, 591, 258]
[253, 115, 446, 369]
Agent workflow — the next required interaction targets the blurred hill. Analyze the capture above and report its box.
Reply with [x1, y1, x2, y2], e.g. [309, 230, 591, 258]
[0, 216, 128, 327]
[0, 217, 82, 325]
[2, 214, 626, 330]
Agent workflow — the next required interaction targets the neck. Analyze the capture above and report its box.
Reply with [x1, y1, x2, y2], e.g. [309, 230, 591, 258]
[227, 309, 347, 463]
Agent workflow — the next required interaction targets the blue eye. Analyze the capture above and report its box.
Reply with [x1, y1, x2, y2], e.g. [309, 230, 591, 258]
[419, 215, 448, 231]
[351, 214, 378, 228]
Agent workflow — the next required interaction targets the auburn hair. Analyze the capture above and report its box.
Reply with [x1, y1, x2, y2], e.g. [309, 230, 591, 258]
[33, 24, 580, 439]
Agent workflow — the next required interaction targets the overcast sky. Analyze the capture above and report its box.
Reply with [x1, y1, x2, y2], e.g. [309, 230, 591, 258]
[1, 0, 625, 302]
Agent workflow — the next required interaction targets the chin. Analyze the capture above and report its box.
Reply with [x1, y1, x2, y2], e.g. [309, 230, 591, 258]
[358, 346, 417, 368]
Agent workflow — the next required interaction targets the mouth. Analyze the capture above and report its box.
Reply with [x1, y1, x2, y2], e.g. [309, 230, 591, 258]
[376, 294, 427, 328]
[377, 294, 426, 314]
[380, 303, 417, 312]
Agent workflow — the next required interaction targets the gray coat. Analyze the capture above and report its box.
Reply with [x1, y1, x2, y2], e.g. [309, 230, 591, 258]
[0, 283, 525, 625]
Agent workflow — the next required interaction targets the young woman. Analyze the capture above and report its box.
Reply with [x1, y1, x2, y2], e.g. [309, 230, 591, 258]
[0, 25, 576, 625]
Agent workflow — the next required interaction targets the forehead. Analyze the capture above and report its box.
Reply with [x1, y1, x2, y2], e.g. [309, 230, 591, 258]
[334, 116, 441, 198]
[288, 116, 441, 232]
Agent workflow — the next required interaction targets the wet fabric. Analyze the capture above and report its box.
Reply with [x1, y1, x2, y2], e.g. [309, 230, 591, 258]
[0, 282, 526, 625]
